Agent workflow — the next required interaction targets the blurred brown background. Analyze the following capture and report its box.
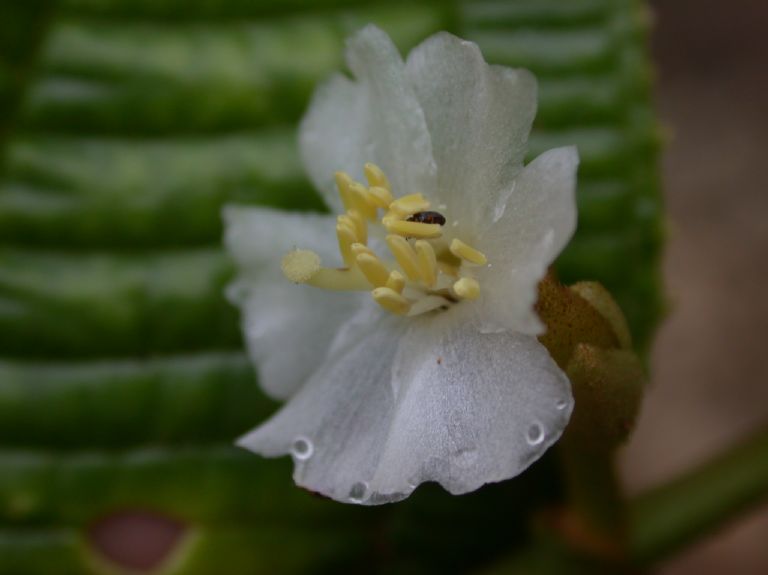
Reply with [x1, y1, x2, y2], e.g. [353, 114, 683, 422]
[622, 1, 768, 573]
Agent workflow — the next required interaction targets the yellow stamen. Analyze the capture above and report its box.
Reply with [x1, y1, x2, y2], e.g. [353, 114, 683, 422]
[385, 235, 421, 281]
[384, 219, 442, 239]
[372, 287, 411, 315]
[281, 250, 369, 291]
[450, 238, 487, 265]
[348, 181, 378, 220]
[336, 223, 357, 267]
[351, 243, 374, 258]
[364, 162, 391, 191]
[368, 186, 394, 208]
[334, 172, 356, 212]
[386, 270, 406, 294]
[453, 277, 481, 300]
[389, 193, 430, 218]
[285, 163, 488, 316]
[356, 253, 390, 287]
[414, 240, 437, 287]
[337, 214, 358, 238]
[346, 210, 367, 244]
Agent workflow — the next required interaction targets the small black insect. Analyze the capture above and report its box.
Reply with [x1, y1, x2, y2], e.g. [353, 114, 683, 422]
[407, 211, 446, 226]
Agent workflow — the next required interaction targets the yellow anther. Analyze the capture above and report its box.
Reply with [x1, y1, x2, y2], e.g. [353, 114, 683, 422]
[356, 253, 390, 287]
[414, 240, 437, 287]
[336, 216, 359, 247]
[384, 219, 442, 239]
[335, 171, 356, 212]
[386, 270, 406, 294]
[372, 287, 411, 315]
[364, 162, 391, 191]
[348, 181, 378, 220]
[453, 277, 481, 300]
[368, 186, 394, 208]
[351, 243, 374, 258]
[281, 250, 369, 291]
[389, 193, 430, 218]
[336, 223, 358, 267]
[345, 210, 367, 244]
[386, 235, 421, 281]
[449, 238, 487, 265]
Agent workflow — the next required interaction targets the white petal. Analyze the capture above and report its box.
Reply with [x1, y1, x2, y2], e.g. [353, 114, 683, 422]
[223, 206, 364, 399]
[299, 74, 367, 214]
[475, 146, 579, 334]
[238, 310, 573, 504]
[405, 33, 537, 226]
[373, 315, 573, 497]
[300, 25, 436, 211]
[237, 317, 407, 503]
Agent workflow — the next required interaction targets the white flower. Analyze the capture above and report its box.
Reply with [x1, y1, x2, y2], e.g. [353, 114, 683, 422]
[224, 26, 578, 505]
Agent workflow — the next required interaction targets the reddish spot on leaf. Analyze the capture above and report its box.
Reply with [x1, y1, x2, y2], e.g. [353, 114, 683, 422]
[88, 510, 186, 572]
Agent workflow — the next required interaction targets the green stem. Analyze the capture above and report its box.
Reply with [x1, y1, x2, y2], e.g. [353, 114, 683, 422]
[630, 425, 768, 565]
[561, 445, 627, 543]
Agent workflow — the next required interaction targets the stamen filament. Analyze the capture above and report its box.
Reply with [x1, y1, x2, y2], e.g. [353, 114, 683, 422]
[311, 267, 371, 291]
[453, 277, 481, 300]
[282, 250, 369, 291]
[364, 162, 391, 191]
[372, 287, 411, 315]
[336, 223, 358, 267]
[356, 253, 390, 287]
[384, 219, 442, 239]
[438, 261, 460, 277]
[414, 240, 437, 287]
[450, 238, 488, 265]
[386, 235, 421, 281]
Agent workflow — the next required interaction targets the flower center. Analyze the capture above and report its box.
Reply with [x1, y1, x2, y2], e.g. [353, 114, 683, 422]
[281, 163, 488, 316]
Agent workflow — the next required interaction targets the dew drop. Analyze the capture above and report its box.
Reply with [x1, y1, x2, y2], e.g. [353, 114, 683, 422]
[290, 437, 313, 461]
[555, 398, 569, 411]
[348, 481, 368, 503]
[526, 423, 545, 446]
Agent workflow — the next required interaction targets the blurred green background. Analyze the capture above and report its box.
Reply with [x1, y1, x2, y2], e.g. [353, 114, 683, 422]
[0, 1, 666, 573]
[622, 1, 768, 573]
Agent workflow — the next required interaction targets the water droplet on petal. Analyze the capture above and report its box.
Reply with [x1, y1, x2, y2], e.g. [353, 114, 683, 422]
[291, 437, 313, 461]
[348, 482, 368, 503]
[526, 423, 545, 446]
[555, 398, 569, 411]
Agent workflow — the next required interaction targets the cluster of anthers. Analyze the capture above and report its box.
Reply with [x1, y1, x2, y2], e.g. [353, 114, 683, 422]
[281, 163, 489, 317]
